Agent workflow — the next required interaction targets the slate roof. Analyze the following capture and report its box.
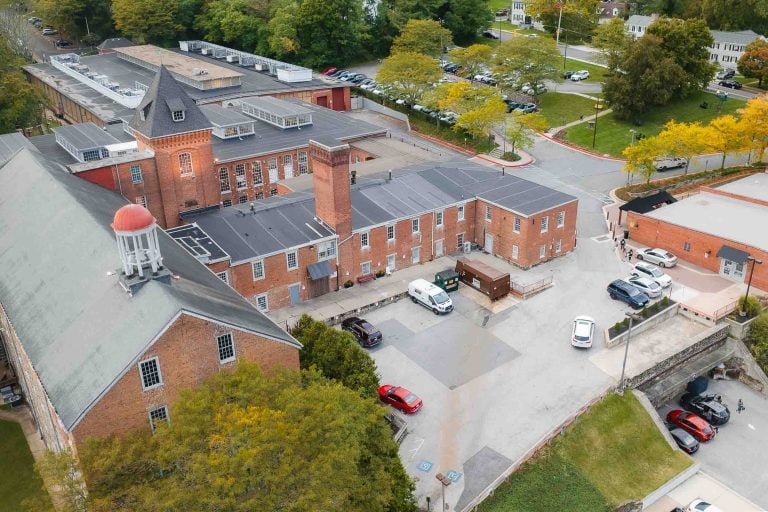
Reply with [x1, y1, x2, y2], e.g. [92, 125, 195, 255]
[619, 191, 677, 213]
[129, 66, 212, 138]
[97, 37, 134, 50]
[0, 133, 34, 166]
[0, 146, 298, 431]
[711, 30, 763, 45]
[180, 161, 577, 263]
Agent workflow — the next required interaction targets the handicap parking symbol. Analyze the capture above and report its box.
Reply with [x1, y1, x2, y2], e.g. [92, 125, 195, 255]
[417, 460, 434, 472]
[445, 470, 462, 483]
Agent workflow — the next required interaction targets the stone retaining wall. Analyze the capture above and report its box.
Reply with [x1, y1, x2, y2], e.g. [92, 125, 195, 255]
[604, 303, 679, 348]
[724, 315, 758, 341]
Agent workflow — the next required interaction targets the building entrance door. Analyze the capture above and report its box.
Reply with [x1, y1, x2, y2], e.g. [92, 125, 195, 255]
[484, 233, 494, 254]
[435, 239, 444, 257]
[288, 283, 301, 304]
[720, 259, 746, 281]
[387, 254, 396, 273]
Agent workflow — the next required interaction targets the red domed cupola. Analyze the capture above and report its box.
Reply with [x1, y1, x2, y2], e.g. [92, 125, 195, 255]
[111, 204, 164, 279]
[111, 204, 155, 232]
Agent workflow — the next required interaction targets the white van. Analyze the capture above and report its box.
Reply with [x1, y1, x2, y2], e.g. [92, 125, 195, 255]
[407, 279, 453, 315]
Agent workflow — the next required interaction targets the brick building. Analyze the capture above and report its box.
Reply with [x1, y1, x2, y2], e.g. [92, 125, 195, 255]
[0, 141, 300, 452]
[25, 66, 385, 230]
[628, 173, 768, 292]
[170, 138, 579, 312]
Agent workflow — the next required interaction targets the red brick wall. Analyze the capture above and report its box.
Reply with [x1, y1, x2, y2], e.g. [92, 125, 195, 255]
[72, 314, 299, 442]
[271, 86, 351, 112]
[628, 211, 768, 291]
[310, 141, 352, 237]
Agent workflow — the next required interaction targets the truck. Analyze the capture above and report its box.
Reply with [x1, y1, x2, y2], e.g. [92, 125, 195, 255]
[408, 278, 454, 314]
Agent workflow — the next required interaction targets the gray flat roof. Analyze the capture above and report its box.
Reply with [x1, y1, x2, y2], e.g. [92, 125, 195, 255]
[191, 193, 334, 263]
[167, 223, 230, 263]
[0, 146, 298, 431]
[715, 172, 768, 204]
[199, 104, 254, 127]
[241, 96, 313, 117]
[211, 100, 386, 162]
[645, 191, 768, 251]
[53, 122, 121, 150]
[0, 133, 34, 166]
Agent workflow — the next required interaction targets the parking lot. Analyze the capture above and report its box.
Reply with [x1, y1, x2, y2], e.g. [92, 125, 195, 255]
[363, 238, 632, 509]
[656, 379, 768, 509]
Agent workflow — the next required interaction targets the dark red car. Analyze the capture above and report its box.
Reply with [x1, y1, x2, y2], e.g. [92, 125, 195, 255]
[321, 67, 338, 76]
[378, 385, 422, 414]
[666, 409, 717, 442]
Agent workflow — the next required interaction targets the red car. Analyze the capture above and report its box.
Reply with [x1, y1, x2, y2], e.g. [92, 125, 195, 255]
[321, 67, 338, 76]
[666, 409, 717, 442]
[378, 385, 422, 414]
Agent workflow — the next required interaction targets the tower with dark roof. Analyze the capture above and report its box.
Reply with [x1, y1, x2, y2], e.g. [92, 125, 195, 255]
[130, 66, 219, 228]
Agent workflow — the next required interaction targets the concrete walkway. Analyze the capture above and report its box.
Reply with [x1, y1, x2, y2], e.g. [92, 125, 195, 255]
[0, 405, 46, 462]
[549, 106, 614, 134]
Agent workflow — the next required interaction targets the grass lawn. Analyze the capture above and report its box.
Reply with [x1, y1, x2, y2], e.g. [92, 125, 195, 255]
[0, 421, 51, 511]
[563, 57, 609, 82]
[537, 93, 599, 128]
[564, 90, 746, 157]
[477, 393, 692, 512]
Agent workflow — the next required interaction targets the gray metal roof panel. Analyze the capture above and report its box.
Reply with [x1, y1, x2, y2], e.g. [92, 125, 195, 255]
[53, 122, 122, 150]
[0, 148, 298, 430]
[199, 104, 254, 127]
[240, 96, 313, 116]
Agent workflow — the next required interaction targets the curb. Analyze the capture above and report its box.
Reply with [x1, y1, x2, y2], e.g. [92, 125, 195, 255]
[409, 131, 477, 157]
[475, 153, 534, 168]
[540, 132, 627, 161]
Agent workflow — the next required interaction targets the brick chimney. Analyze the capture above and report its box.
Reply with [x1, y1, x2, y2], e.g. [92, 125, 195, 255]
[309, 138, 352, 238]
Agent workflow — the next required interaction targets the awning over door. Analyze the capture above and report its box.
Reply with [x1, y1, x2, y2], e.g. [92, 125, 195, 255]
[716, 245, 749, 264]
[307, 260, 334, 280]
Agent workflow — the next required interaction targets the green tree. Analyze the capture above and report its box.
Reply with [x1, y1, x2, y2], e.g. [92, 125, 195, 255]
[33, 0, 85, 39]
[0, 40, 45, 134]
[592, 17, 629, 71]
[390, 19, 452, 58]
[750, 312, 768, 369]
[195, 0, 267, 51]
[433, 81, 506, 138]
[448, 44, 492, 79]
[80, 364, 417, 512]
[376, 52, 443, 106]
[622, 135, 668, 184]
[603, 35, 687, 120]
[524, 0, 600, 19]
[655, 120, 710, 175]
[267, 1, 301, 60]
[23, 450, 86, 512]
[111, 0, 181, 44]
[493, 36, 562, 94]
[701, 0, 768, 33]
[738, 39, 768, 88]
[442, 0, 493, 46]
[290, 314, 381, 399]
[388, 0, 442, 27]
[645, 17, 716, 96]
[504, 111, 549, 155]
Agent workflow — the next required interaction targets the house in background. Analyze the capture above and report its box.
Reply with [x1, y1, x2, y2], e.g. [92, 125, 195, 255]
[597, 2, 629, 24]
[709, 30, 766, 68]
[625, 14, 657, 37]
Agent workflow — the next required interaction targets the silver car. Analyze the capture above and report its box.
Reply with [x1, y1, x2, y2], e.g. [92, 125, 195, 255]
[624, 275, 662, 298]
[632, 262, 672, 288]
[636, 248, 678, 267]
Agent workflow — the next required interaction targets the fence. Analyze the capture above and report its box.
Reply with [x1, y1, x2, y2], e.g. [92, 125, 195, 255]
[459, 386, 613, 512]
[678, 299, 738, 323]
[510, 275, 553, 298]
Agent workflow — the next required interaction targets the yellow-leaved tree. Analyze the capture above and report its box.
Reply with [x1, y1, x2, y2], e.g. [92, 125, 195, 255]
[433, 82, 506, 139]
[376, 52, 443, 107]
[655, 121, 711, 175]
[706, 115, 752, 169]
[737, 94, 768, 164]
[622, 136, 667, 184]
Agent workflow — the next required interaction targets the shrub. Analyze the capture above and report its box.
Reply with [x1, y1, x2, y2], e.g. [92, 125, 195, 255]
[750, 312, 768, 368]
[738, 294, 763, 318]
[375, 269, 386, 278]
[343, 280, 354, 288]
[660, 296, 670, 307]
[648, 302, 659, 314]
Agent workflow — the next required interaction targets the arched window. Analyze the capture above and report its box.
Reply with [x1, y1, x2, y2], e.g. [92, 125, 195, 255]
[179, 153, 193, 176]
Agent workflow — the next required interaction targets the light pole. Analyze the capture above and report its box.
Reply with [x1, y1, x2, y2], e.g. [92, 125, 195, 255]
[741, 256, 764, 317]
[563, 30, 568, 70]
[591, 97, 602, 149]
[555, 1, 564, 46]
[618, 312, 641, 394]
[436, 473, 452, 511]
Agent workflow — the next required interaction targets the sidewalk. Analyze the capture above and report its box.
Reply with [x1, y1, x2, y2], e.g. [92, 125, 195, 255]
[644, 471, 764, 512]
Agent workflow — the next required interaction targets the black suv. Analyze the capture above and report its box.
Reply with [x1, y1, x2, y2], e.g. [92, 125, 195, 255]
[607, 279, 650, 309]
[718, 79, 742, 89]
[679, 393, 730, 425]
[341, 317, 382, 348]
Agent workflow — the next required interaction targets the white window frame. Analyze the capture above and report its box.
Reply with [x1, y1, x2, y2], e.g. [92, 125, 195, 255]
[235, 163, 247, 190]
[457, 205, 465, 221]
[255, 294, 268, 312]
[179, 152, 193, 176]
[216, 271, 229, 284]
[386, 224, 395, 242]
[540, 216, 549, 233]
[135, 195, 147, 208]
[557, 211, 565, 228]
[512, 244, 519, 260]
[148, 405, 169, 432]
[555, 239, 562, 253]
[252, 161, 263, 185]
[361, 231, 370, 248]
[317, 240, 337, 261]
[361, 261, 372, 275]
[222, 199, 232, 207]
[457, 232, 464, 250]
[219, 167, 231, 193]
[435, 210, 444, 227]
[238, 195, 248, 204]
[138, 357, 163, 391]
[539, 245, 546, 259]
[412, 218, 420, 234]
[130, 164, 143, 184]
[513, 217, 521, 233]
[485, 206, 492, 222]
[252, 260, 265, 280]
[216, 333, 236, 364]
[286, 250, 298, 271]
[172, 110, 185, 122]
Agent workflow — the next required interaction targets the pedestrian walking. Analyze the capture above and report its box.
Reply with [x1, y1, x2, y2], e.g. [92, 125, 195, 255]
[627, 249, 634, 262]
[620, 238, 626, 251]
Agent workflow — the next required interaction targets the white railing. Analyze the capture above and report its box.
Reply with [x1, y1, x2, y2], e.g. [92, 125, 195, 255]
[49, 54, 145, 108]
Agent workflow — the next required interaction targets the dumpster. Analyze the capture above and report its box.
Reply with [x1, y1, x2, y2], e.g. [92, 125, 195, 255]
[455, 258, 510, 300]
[434, 269, 460, 292]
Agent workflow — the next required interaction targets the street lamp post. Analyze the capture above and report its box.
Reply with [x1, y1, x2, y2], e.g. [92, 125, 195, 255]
[563, 30, 568, 70]
[591, 98, 602, 149]
[618, 312, 641, 394]
[436, 473, 452, 511]
[741, 256, 764, 317]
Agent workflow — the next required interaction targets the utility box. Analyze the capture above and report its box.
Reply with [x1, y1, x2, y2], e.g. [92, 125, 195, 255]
[455, 258, 510, 300]
[434, 269, 460, 293]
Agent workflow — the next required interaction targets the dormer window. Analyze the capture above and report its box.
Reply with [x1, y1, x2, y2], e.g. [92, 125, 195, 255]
[166, 98, 186, 123]
[172, 110, 185, 122]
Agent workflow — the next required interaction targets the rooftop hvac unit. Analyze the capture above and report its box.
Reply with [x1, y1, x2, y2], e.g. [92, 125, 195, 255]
[226, 55, 239, 63]
[254, 63, 265, 71]
[201, 48, 213, 56]
[463, 242, 472, 254]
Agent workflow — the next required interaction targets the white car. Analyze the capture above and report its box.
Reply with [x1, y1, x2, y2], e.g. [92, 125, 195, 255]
[637, 248, 678, 267]
[632, 262, 672, 288]
[624, 275, 662, 298]
[686, 499, 723, 512]
[571, 316, 595, 348]
[654, 156, 687, 171]
[570, 70, 589, 81]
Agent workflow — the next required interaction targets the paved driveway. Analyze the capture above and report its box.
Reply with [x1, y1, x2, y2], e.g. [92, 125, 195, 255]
[365, 240, 633, 510]
[657, 379, 768, 508]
